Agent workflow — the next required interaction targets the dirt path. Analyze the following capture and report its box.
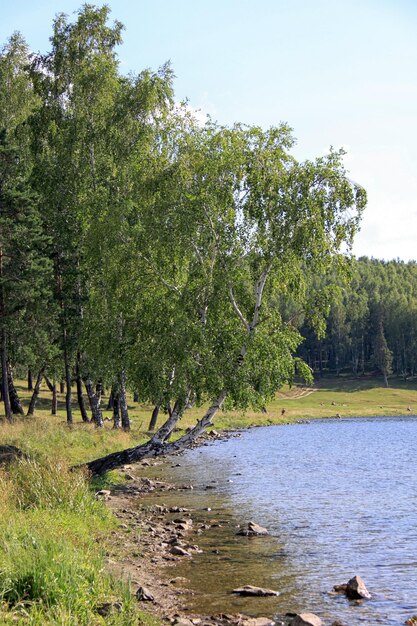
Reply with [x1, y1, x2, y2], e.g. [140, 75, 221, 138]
[276, 387, 317, 400]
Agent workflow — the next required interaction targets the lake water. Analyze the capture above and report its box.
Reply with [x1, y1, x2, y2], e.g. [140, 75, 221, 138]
[150, 417, 417, 625]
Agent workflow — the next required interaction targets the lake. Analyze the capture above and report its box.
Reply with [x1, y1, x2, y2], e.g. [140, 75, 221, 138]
[148, 417, 417, 625]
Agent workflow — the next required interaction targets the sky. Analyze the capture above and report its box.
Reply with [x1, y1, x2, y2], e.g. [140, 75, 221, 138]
[2, 0, 417, 261]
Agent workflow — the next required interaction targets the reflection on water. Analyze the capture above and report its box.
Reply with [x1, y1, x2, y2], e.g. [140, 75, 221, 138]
[144, 417, 417, 625]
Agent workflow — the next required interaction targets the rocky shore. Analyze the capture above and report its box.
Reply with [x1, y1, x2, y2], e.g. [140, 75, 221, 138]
[99, 456, 281, 626]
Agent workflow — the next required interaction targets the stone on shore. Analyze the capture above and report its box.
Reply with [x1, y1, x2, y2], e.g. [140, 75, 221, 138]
[172, 618, 195, 626]
[236, 521, 269, 536]
[241, 618, 275, 626]
[170, 545, 191, 557]
[95, 489, 111, 500]
[136, 586, 154, 601]
[232, 585, 279, 597]
[289, 613, 323, 626]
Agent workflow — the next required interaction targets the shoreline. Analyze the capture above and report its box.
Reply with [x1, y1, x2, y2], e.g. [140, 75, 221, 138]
[103, 462, 277, 626]
[102, 430, 281, 626]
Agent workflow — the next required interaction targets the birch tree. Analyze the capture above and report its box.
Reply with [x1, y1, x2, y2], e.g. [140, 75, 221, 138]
[84, 121, 366, 475]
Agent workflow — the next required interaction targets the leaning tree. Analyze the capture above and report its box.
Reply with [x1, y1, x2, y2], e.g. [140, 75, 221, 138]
[84, 120, 366, 475]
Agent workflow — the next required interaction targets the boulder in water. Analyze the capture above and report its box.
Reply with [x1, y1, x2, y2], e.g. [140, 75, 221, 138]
[334, 575, 371, 599]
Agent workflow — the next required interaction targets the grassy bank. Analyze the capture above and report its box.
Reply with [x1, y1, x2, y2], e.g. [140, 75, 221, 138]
[0, 376, 417, 623]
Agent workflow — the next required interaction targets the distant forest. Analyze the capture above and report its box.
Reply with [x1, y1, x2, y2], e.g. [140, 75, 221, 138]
[297, 257, 417, 383]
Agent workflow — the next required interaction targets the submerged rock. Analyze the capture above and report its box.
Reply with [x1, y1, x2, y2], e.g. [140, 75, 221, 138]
[289, 613, 322, 626]
[232, 585, 279, 597]
[236, 521, 269, 536]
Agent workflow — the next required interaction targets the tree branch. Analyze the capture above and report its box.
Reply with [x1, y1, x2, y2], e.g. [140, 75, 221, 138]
[228, 282, 250, 331]
[142, 255, 182, 295]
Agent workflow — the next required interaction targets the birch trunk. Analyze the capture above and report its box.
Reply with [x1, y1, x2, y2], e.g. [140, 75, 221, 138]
[118, 371, 130, 431]
[27, 367, 45, 416]
[106, 389, 115, 410]
[148, 404, 160, 431]
[81, 265, 272, 476]
[0, 247, 11, 422]
[83, 389, 227, 476]
[112, 391, 120, 429]
[51, 380, 57, 415]
[84, 378, 103, 427]
[8, 364, 24, 415]
[1, 330, 12, 423]
[76, 355, 89, 422]
[27, 369, 33, 391]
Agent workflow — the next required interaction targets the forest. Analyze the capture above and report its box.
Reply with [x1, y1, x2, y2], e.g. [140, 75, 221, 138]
[1, 3, 409, 450]
[298, 257, 417, 384]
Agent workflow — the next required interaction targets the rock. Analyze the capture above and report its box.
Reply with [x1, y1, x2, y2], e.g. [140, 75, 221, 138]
[240, 617, 275, 626]
[232, 585, 279, 597]
[173, 518, 193, 525]
[170, 546, 191, 557]
[0, 445, 26, 465]
[344, 575, 371, 599]
[95, 601, 123, 616]
[95, 489, 111, 500]
[170, 577, 189, 585]
[330, 621, 348, 626]
[290, 613, 323, 626]
[236, 521, 269, 536]
[405, 618, 417, 626]
[136, 586, 154, 601]
[333, 575, 371, 599]
[173, 619, 195, 626]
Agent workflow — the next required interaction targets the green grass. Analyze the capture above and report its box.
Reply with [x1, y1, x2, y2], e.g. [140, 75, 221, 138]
[0, 456, 159, 625]
[1, 375, 417, 623]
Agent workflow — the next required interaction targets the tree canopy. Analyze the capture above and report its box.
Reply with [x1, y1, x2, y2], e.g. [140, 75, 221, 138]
[0, 4, 371, 472]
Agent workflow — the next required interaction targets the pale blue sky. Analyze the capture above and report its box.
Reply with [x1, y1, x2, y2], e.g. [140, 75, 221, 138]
[2, 0, 417, 261]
